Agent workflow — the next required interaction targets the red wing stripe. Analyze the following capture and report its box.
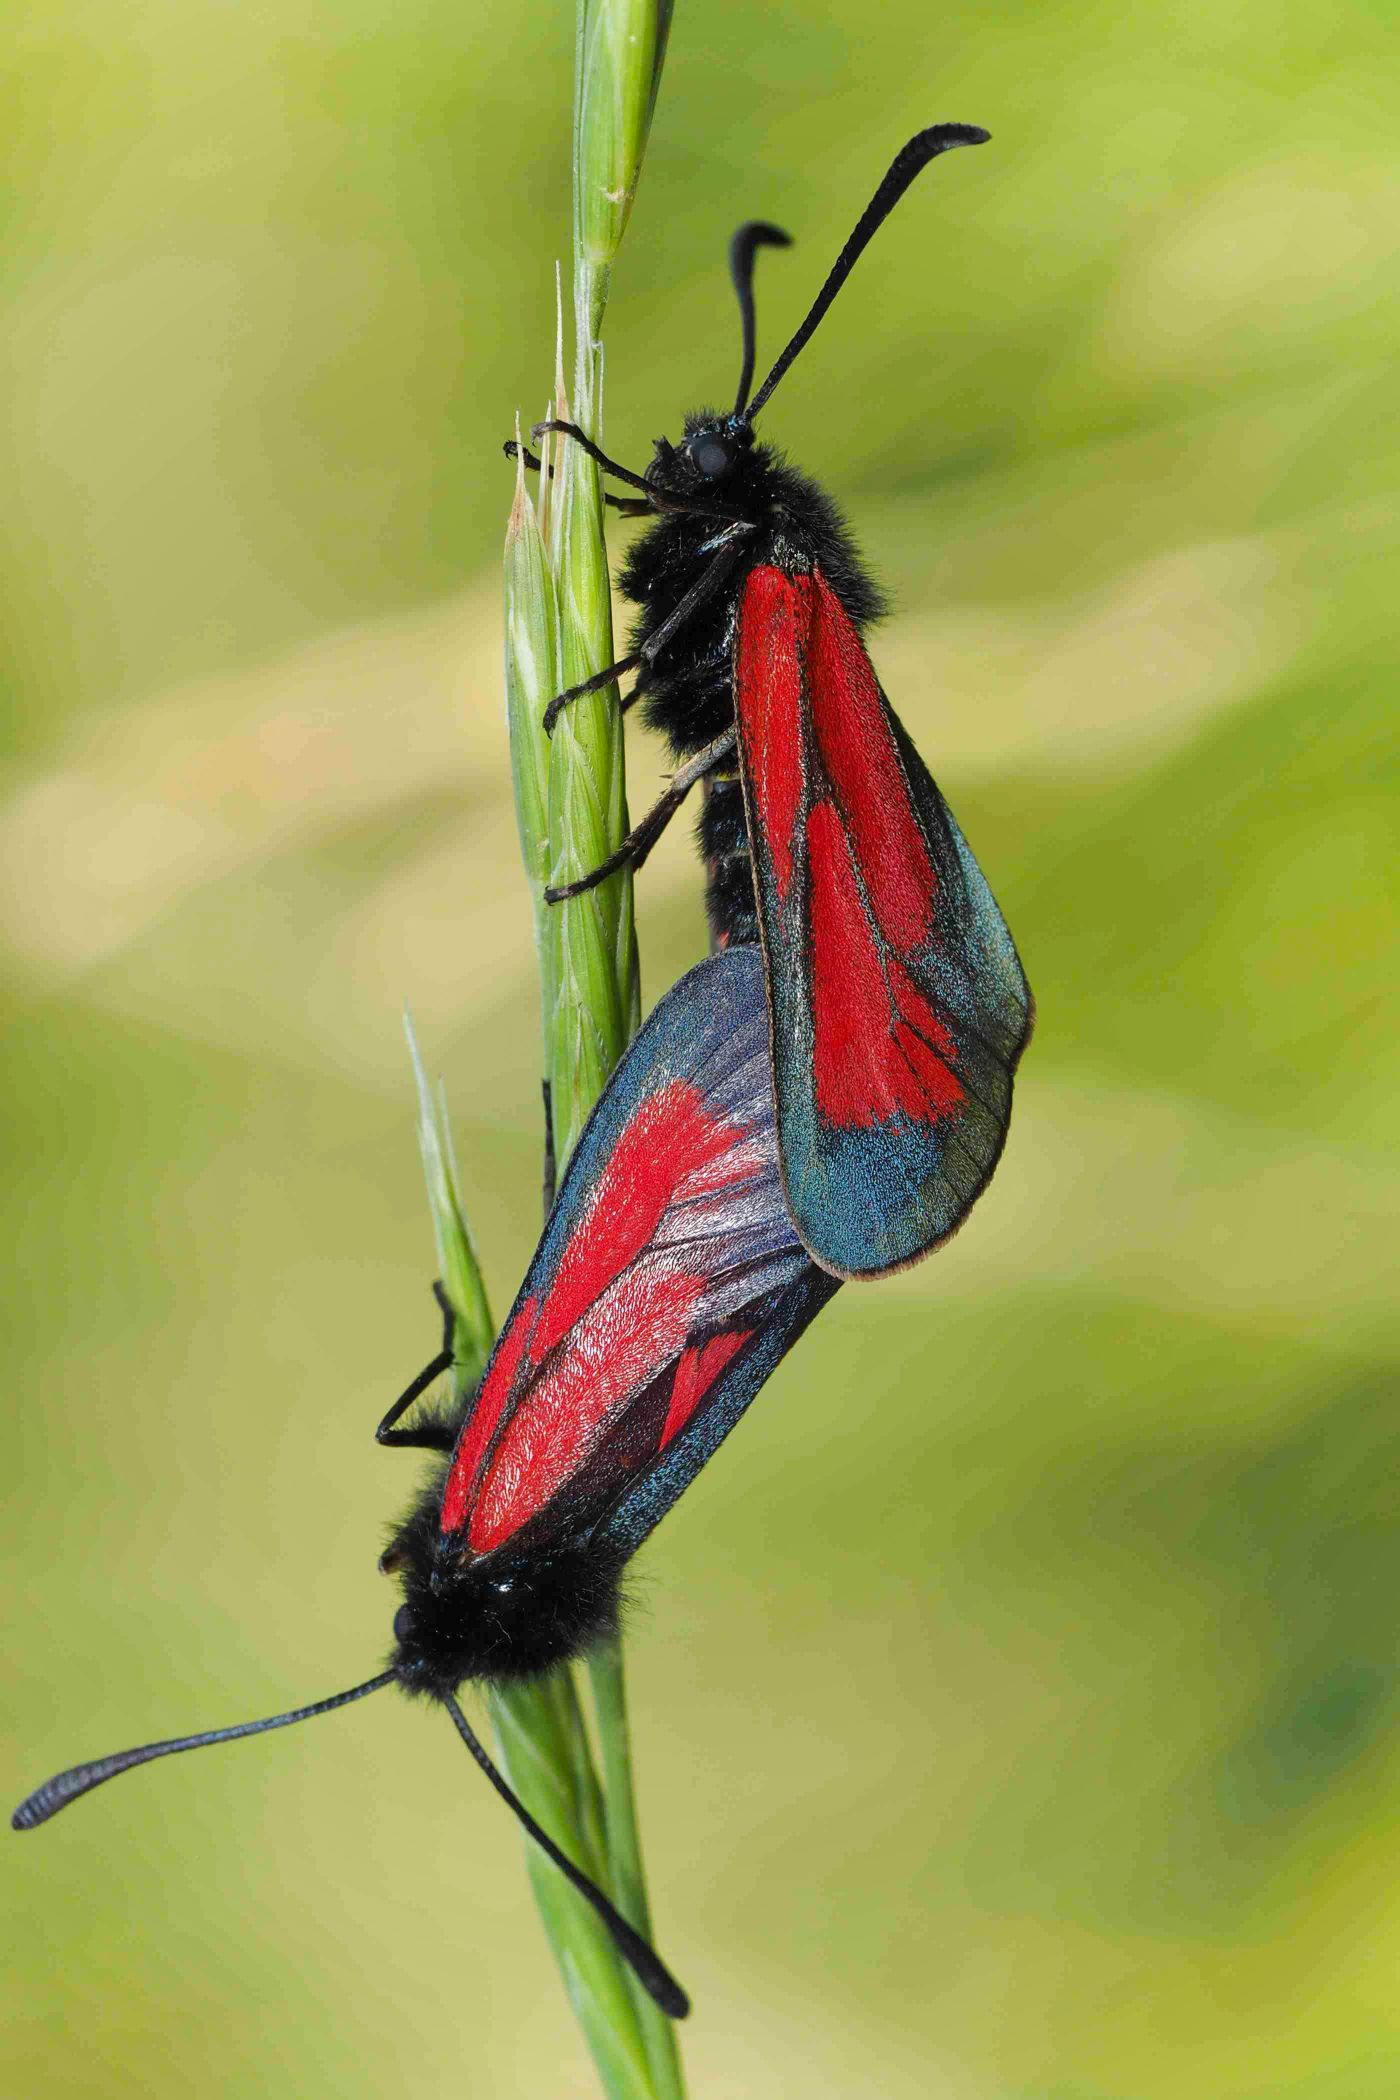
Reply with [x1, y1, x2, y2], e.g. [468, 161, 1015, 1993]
[440, 1296, 537, 1536]
[807, 801, 963, 1128]
[671, 1135, 769, 1201]
[807, 570, 936, 955]
[468, 1260, 705, 1554]
[884, 957, 965, 1118]
[658, 1330, 751, 1450]
[528, 1080, 742, 1367]
[737, 568, 808, 901]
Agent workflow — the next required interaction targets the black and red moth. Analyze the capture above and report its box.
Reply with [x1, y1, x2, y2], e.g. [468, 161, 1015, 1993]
[13, 944, 838, 2019]
[521, 125, 1034, 1281]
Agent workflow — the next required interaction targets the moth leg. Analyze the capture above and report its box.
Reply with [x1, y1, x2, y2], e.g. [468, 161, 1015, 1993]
[542, 653, 643, 735]
[375, 1282, 458, 1450]
[544, 728, 738, 902]
[503, 440, 649, 517]
[541, 1079, 557, 1219]
[531, 419, 653, 493]
[633, 528, 753, 660]
[542, 531, 753, 735]
[525, 423, 751, 522]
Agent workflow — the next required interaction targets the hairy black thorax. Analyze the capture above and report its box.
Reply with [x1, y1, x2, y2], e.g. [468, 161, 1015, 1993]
[619, 409, 885, 951]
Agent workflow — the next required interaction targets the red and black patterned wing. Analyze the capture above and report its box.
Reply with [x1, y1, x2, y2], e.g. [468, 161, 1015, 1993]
[735, 563, 1033, 1279]
[438, 945, 838, 1565]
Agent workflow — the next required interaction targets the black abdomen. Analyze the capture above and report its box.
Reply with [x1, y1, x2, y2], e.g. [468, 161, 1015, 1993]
[698, 775, 757, 949]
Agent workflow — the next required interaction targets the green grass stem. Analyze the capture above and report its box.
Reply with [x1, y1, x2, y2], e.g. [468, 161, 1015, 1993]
[482, 4, 689, 2093]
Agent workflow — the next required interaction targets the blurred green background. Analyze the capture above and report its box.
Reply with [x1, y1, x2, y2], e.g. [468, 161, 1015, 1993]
[3, 2, 1397, 2095]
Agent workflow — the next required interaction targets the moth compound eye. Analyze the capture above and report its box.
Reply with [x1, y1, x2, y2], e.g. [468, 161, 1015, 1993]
[690, 433, 735, 479]
[392, 1604, 414, 1647]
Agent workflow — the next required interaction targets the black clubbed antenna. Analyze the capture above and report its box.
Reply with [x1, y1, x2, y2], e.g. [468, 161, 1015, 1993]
[12, 1671, 396, 1830]
[443, 1692, 690, 2020]
[729, 220, 793, 417]
[742, 123, 990, 423]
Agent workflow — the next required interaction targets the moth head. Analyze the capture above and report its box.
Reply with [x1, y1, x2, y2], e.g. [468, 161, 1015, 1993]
[383, 1490, 624, 1698]
[647, 413, 753, 496]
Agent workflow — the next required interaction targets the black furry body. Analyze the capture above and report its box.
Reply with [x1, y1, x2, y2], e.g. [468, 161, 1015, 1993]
[620, 412, 883, 950]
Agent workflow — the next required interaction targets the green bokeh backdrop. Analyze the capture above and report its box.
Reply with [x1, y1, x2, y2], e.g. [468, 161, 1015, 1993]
[3, 3, 1397, 2095]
